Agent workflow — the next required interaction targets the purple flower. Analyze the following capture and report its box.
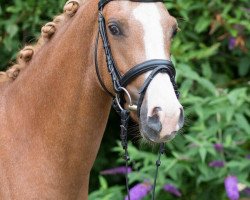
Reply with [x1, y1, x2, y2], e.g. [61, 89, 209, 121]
[229, 37, 236, 50]
[214, 143, 223, 152]
[242, 187, 250, 196]
[209, 160, 225, 168]
[125, 183, 152, 200]
[163, 184, 182, 197]
[224, 176, 239, 200]
[100, 166, 132, 175]
[246, 155, 250, 160]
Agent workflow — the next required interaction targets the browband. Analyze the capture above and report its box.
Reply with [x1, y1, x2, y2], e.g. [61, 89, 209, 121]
[99, 0, 163, 10]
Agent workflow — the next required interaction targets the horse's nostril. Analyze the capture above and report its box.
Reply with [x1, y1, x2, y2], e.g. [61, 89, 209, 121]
[147, 113, 162, 133]
[179, 108, 184, 128]
[151, 106, 162, 116]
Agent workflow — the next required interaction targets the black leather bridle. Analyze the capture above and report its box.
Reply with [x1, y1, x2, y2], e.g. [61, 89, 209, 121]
[95, 0, 180, 199]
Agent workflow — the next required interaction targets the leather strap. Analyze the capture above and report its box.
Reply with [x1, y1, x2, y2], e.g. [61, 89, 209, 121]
[120, 59, 175, 87]
[136, 65, 176, 116]
[95, 31, 115, 97]
[98, 12, 122, 93]
[99, 0, 163, 10]
[98, 0, 112, 9]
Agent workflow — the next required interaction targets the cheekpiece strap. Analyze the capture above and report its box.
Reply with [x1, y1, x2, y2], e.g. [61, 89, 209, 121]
[98, 0, 112, 9]
[98, 12, 122, 92]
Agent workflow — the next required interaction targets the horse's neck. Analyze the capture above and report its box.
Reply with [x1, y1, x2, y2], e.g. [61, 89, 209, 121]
[0, 0, 111, 198]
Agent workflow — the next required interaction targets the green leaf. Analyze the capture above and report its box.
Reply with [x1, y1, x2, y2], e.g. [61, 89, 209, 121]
[235, 114, 250, 134]
[239, 57, 250, 76]
[227, 88, 247, 106]
[6, 24, 18, 38]
[179, 79, 193, 98]
[201, 62, 212, 79]
[195, 15, 211, 33]
[99, 176, 108, 190]
[199, 147, 207, 163]
[197, 78, 217, 95]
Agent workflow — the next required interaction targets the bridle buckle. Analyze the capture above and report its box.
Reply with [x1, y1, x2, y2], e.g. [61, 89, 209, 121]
[128, 104, 138, 112]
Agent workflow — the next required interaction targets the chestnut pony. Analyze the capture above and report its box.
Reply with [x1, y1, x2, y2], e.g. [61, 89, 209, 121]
[0, 0, 184, 199]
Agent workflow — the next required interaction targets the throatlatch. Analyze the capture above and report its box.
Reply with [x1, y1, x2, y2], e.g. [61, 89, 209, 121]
[95, 1, 180, 199]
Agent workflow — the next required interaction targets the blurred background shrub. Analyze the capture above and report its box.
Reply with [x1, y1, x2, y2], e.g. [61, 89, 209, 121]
[0, 0, 249, 199]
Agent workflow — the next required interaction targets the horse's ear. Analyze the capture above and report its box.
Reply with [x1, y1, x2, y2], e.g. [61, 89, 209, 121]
[41, 22, 57, 39]
[64, 0, 82, 17]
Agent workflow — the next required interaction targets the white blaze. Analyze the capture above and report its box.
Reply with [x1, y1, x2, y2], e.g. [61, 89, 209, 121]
[133, 4, 166, 60]
[133, 4, 181, 133]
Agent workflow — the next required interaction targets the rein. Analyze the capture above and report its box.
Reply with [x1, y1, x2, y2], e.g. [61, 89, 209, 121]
[95, 1, 180, 199]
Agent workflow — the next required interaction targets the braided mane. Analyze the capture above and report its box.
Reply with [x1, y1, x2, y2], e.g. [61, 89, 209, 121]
[0, 0, 85, 83]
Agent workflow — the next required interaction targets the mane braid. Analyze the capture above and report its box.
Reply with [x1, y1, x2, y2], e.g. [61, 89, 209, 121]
[0, 0, 84, 83]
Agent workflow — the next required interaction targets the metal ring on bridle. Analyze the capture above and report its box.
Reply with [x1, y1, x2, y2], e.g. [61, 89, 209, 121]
[116, 87, 138, 112]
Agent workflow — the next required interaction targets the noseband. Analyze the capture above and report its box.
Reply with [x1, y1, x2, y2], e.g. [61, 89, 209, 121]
[95, 0, 180, 199]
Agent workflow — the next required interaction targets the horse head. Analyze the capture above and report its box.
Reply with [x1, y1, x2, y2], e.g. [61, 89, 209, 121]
[97, 0, 184, 143]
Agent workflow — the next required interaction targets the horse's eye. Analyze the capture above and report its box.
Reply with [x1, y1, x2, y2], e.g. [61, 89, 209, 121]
[108, 24, 121, 36]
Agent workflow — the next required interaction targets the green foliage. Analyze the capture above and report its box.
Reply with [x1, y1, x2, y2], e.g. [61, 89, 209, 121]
[92, 0, 250, 199]
[0, 0, 65, 70]
[89, 176, 123, 200]
[0, 0, 249, 199]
